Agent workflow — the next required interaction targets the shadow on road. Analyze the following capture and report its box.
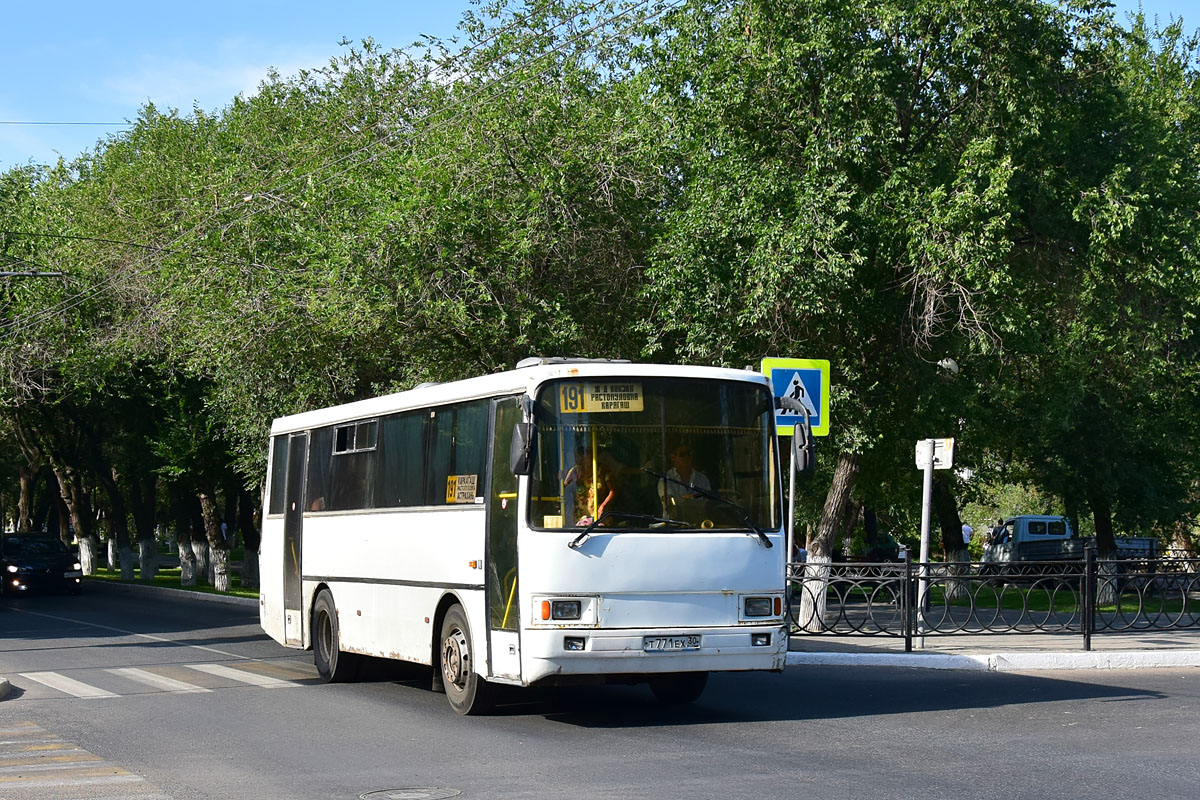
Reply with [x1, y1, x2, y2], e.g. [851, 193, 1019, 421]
[528, 668, 1164, 727]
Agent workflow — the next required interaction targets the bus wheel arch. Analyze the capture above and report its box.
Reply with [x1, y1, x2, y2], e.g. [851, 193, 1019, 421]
[312, 587, 361, 682]
[436, 600, 494, 715]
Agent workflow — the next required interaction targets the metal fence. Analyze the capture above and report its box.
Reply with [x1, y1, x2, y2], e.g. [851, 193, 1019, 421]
[788, 550, 1200, 651]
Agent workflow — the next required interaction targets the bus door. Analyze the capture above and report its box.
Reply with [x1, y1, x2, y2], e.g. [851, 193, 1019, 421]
[486, 398, 522, 680]
[282, 432, 308, 645]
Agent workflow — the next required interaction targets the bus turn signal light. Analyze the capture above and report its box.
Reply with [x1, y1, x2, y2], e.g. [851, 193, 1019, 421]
[541, 600, 551, 620]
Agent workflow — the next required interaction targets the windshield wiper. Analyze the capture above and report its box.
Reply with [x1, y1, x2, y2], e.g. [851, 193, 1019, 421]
[568, 511, 688, 549]
[642, 468, 773, 549]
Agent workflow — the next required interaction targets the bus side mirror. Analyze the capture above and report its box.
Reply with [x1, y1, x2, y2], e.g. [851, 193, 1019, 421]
[510, 422, 537, 476]
[792, 428, 815, 474]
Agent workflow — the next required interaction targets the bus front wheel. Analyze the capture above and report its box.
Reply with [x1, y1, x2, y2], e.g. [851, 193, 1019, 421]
[313, 589, 360, 682]
[439, 605, 493, 715]
[649, 671, 708, 704]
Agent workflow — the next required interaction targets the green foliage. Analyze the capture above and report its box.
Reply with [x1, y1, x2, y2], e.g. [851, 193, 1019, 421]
[0, 0, 1195, 545]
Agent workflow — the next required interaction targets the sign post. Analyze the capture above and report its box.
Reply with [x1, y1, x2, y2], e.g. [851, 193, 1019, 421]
[914, 437, 954, 648]
[762, 358, 830, 565]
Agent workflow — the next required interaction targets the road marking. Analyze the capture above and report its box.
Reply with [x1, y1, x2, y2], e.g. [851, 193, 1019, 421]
[105, 668, 212, 694]
[231, 659, 317, 681]
[18, 672, 117, 699]
[184, 662, 302, 687]
[10, 608, 249, 659]
[0, 722, 171, 798]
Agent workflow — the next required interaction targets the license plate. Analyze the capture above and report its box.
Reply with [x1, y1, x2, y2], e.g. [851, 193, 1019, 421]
[643, 635, 701, 652]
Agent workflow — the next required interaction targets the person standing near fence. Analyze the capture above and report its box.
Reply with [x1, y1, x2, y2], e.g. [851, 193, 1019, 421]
[961, 522, 973, 545]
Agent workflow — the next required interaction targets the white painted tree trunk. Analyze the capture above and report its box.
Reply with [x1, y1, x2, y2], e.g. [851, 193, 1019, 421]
[193, 539, 210, 585]
[106, 539, 117, 569]
[945, 546, 970, 602]
[212, 548, 230, 592]
[1097, 560, 1118, 607]
[138, 540, 158, 581]
[119, 546, 136, 581]
[796, 555, 832, 632]
[178, 541, 197, 587]
[79, 538, 100, 576]
[240, 546, 259, 590]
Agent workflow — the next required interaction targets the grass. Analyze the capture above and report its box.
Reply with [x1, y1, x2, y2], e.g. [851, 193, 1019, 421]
[87, 565, 259, 599]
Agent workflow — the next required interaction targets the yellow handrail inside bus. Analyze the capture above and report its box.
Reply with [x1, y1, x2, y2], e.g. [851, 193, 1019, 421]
[590, 429, 598, 519]
[501, 568, 518, 629]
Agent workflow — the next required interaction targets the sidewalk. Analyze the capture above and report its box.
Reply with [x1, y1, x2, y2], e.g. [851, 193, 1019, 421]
[787, 628, 1200, 671]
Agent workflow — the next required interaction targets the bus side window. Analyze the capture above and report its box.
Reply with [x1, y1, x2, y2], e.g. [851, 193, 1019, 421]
[377, 411, 427, 508]
[428, 400, 489, 505]
[267, 434, 288, 515]
[306, 427, 335, 511]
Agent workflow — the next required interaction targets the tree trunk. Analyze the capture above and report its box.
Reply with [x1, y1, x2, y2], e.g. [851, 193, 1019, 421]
[49, 461, 99, 574]
[839, 499, 860, 557]
[172, 488, 197, 587]
[863, 507, 879, 553]
[238, 487, 260, 589]
[190, 497, 210, 585]
[1170, 518, 1195, 556]
[1092, 496, 1118, 606]
[17, 464, 36, 533]
[177, 536, 197, 586]
[798, 451, 860, 632]
[96, 467, 136, 581]
[130, 471, 159, 581]
[199, 489, 230, 592]
[138, 539, 159, 580]
[932, 475, 969, 601]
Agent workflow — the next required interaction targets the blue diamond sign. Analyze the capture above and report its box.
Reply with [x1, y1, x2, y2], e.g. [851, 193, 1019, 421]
[761, 357, 830, 437]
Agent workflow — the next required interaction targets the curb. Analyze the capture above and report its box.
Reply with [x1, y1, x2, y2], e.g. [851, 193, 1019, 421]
[88, 578, 258, 608]
[786, 650, 1200, 671]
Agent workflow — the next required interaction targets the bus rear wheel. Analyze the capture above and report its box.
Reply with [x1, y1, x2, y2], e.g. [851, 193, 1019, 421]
[313, 589, 360, 682]
[649, 671, 708, 704]
[439, 605, 493, 715]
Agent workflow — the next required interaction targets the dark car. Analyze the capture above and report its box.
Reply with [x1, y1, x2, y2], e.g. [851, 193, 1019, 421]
[1, 535, 83, 596]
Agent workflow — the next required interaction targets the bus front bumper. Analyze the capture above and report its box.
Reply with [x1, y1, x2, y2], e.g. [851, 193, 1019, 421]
[520, 624, 788, 684]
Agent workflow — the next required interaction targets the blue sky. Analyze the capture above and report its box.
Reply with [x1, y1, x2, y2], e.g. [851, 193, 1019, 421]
[0, 1, 1189, 171]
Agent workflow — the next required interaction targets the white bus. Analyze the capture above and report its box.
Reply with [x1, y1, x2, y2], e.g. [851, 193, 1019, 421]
[259, 358, 789, 713]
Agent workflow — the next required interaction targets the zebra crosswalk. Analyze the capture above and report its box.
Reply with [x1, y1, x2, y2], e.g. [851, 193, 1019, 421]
[0, 721, 173, 799]
[13, 659, 317, 700]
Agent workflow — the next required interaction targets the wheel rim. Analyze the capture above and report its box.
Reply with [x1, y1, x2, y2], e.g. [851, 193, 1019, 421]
[442, 626, 469, 689]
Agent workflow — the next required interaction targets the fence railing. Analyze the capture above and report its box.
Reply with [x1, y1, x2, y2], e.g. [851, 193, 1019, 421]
[788, 550, 1200, 651]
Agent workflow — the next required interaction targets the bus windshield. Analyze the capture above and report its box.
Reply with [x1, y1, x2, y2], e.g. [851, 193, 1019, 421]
[529, 377, 778, 531]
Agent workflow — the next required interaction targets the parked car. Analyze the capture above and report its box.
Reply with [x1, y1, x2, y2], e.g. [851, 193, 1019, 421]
[981, 515, 1157, 569]
[1, 535, 83, 595]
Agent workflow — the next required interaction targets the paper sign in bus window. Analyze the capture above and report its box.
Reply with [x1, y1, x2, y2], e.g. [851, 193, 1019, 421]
[445, 474, 479, 504]
[559, 382, 644, 413]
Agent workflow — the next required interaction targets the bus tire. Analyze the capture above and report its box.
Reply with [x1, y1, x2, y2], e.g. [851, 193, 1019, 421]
[439, 605, 493, 715]
[313, 589, 360, 683]
[649, 671, 708, 704]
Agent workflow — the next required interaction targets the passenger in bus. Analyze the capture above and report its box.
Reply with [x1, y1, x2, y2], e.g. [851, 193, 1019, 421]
[563, 444, 617, 526]
[659, 443, 710, 521]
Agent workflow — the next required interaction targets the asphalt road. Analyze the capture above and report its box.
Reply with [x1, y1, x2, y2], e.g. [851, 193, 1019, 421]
[2, 583, 1199, 800]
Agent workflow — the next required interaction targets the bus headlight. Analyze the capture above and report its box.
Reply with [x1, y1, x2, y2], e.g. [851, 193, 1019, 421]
[551, 600, 582, 620]
[744, 597, 774, 617]
[533, 596, 596, 625]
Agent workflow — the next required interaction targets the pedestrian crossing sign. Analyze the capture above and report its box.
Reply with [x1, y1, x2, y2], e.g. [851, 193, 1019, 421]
[761, 357, 830, 437]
